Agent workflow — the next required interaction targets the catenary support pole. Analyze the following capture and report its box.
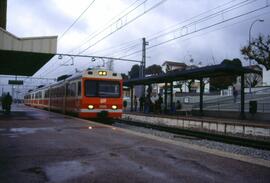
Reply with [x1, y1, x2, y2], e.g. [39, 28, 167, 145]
[240, 74, 245, 119]
[130, 86, 134, 112]
[170, 82, 173, 111]
[164, 82, 168, 112]
[200, 78, 204, 116]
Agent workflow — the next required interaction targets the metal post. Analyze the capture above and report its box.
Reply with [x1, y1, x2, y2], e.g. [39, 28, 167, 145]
[141, 38, 148, 97]
[170, 82, 173, 111]
[130, 86, 134, 112]
[164, 82, 167, 112]
[141, 38, 146, 78]
[240, 74, 245, 119]
[248, 19, 264, 93]
[200, 78, 204, 116]
[0, 0, 7, 30]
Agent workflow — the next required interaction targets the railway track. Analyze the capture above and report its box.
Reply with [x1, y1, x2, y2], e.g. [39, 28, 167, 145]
[93, 118, 270, 151]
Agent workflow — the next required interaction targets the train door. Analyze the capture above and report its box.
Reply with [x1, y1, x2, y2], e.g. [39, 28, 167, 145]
[76, 81, 82, 112]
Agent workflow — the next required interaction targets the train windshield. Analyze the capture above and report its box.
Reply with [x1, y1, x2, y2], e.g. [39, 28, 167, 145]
[85, 80, 120, 98]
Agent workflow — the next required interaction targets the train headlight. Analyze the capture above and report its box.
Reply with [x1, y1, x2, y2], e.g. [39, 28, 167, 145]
[98, 71, 107, 76]
[88, 105, 94, 110]
[111, 105, 117, 110]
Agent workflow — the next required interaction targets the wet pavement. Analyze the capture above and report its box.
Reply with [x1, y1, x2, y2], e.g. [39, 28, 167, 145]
[0, 105, 269, 183]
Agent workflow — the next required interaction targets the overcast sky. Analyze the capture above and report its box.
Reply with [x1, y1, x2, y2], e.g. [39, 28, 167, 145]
[6, 0, 270, 83]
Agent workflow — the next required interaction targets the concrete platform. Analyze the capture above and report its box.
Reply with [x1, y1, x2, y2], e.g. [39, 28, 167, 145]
[123, 112, 270, 140]
[0, 105, 270, 183]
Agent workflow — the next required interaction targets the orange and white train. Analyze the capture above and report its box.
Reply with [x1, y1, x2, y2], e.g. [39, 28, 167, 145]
[24, 69, 123, 118]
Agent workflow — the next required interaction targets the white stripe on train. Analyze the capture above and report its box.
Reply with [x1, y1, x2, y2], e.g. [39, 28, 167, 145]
[80, 109, 122, 113]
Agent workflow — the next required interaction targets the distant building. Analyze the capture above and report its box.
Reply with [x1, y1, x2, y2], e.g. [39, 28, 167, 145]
[162, 61, 187, 73]
[159, 61, 208, 94]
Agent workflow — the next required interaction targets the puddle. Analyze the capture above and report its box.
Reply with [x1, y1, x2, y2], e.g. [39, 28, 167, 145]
[1, 127, 55, 138]
[45, 160, 94, 182]
[9, 127, 54, 135]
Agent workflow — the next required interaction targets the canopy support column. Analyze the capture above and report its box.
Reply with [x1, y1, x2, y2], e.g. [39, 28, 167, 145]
[200, 78, 204, 116]
[164, 82, 168, 112]
[130, 86, 134, 112]
[240, 74, 245, 119]
[170, 82, 173, 111]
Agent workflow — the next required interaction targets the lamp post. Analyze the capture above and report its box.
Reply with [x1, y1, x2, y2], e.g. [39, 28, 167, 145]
[248, 19, 264, 93]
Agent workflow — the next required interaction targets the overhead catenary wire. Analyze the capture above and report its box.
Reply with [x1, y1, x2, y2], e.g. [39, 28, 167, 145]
[39, 0, 151, 77]
[58, 0, 96, 41]
[145, 0, 240, 42]
[114, 0, 254, 58]
[90, 38, 141, 56]
[90, 0, 241, 58]
[77, 0, 167, 55]
[38, 0, 267, 78]
[39, 0, 244, 77]
[120, 0, 269, 58]
[40, 0, 167, 77]
[148, 0, 253, 42]
[39, 0, 250, 77]
[148, 4, 269, 50]
[69, 0, 144, 53]
[79, 0, 239, 57]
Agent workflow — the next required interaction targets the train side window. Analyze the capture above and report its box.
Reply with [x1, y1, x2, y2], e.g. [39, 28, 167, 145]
[66, 84, 69, 96]
[78, 81, 81, 96]
[71, 83, 76, 96]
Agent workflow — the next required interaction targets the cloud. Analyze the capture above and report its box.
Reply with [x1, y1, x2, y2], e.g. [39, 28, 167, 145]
[5, 0, 270, 83]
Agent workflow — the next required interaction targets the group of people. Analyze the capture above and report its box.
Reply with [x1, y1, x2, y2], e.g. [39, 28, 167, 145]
[133, 94, 164, 114]
[133, 94, 184, 114]
[1, 92, 13, 114]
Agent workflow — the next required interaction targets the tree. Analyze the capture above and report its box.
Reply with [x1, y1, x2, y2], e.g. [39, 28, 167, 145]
[145, 64, 163, 75]
[210, 58, 242, 91]
[241, 34, 270, 70]
[245, 72, 262, 87]
[186, 79, 195, 93]
[174, 81, 185, 93]
[128, 64, 140, 79]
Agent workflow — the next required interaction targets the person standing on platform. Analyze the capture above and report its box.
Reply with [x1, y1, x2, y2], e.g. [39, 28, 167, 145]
[134, 96, 138, 112]
[139, 96, 145, 112]
[3, 92, 12, 114]
[1, 93, 5, 111]
[157, 94, 163, 113]
[233, 86, 238, 103]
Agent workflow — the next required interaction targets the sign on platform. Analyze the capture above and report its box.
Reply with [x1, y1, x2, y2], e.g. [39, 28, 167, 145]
[8, 80, 23, 85]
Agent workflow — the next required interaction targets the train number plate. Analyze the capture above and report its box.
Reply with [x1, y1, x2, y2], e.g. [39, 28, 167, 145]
[100, 99, 107, 104]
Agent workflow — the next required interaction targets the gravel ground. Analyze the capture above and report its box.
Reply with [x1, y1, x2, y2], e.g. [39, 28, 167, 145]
[113, 122, 270, 161]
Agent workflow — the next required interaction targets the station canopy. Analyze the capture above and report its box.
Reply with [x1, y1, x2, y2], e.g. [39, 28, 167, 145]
[124, 63, 261, 86]
[0, 28, 57, 76]
[0, 50, 55, 76]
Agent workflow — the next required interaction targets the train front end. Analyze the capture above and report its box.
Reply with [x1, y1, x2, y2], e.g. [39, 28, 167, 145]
[79, 69, 123, 118]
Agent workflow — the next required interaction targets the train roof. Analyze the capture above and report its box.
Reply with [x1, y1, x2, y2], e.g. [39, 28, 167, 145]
[26, 68, 122, 94]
